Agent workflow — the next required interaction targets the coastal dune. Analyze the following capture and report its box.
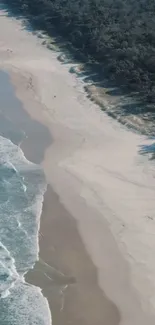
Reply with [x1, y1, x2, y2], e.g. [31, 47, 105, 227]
[0, 8, 155, 325]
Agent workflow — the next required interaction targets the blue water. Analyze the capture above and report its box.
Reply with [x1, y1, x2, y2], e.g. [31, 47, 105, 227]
[0, 71, 51, 324]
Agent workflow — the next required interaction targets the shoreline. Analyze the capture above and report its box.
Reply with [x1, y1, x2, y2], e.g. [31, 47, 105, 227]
[0, 10, 155, 325]
[13, 67, 121, 325]
[8, 66, 122, 325]
[9, 73, 122, 324]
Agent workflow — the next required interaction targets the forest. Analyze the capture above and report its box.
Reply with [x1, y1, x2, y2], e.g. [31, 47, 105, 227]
[4, 0, 155, 107]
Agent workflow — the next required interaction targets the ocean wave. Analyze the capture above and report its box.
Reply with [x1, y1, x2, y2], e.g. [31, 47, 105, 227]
[0, 242, 19, 298]
[0, 135, 51, 324]
[1, 282, 52, 324]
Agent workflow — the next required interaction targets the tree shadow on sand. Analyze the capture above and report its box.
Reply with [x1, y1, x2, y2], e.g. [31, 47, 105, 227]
[139, 142, 155, 160]
[0, 3, 143, 98]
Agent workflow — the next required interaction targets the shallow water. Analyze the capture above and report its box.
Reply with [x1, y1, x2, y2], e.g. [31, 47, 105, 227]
[0, 71, 51, 324]
[0, 70, 51, 163]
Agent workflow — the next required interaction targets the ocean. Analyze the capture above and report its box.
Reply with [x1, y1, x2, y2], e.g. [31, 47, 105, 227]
[0, 71, 51, 324]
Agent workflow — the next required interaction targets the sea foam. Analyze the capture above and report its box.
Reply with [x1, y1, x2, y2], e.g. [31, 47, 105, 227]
[0, 135, 51, 325]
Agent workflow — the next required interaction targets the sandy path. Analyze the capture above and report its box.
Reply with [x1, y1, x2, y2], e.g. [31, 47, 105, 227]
[0, 8, 155, 325]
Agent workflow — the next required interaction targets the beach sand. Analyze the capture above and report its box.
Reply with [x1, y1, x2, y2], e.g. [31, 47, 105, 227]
[1, 65, 121, 325]
[27, 185, 120, 325]
[0, 8, 155, 325]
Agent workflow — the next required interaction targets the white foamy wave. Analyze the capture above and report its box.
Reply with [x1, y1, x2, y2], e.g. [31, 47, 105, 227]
[0, 242, 19, 298]
[1, 282, 52, 325]
[0, 135, 46, 273]
[0, 135, 51, 324]
[0, 136, 32, 166]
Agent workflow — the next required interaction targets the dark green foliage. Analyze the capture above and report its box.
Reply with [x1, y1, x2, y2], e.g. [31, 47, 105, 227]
[5, 0, 155, 106]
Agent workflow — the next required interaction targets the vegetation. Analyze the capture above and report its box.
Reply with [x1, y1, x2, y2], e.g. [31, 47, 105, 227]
[5, 0, 155, 106]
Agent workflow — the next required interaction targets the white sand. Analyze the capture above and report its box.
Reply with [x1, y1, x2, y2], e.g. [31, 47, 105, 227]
[0, 9, 155, 325]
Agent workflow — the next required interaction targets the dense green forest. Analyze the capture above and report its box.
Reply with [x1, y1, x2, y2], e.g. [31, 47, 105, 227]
[5, 0, 155, 106]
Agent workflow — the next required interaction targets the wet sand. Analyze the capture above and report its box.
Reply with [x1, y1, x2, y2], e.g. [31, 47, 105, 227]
[27, 185, 120, 325]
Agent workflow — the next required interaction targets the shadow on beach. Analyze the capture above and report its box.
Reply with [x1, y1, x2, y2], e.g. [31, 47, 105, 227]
[139, 141, 155, 160]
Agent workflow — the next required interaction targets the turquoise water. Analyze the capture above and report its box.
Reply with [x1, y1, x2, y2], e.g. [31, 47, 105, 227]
[0, 71, 51, 324]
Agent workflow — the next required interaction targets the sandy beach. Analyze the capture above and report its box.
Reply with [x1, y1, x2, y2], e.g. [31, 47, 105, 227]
[27, 185, 120, 325]
[0, 7, 155, 325]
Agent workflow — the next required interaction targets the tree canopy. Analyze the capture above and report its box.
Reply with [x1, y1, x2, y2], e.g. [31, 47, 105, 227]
[5, 0, 155, 107]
